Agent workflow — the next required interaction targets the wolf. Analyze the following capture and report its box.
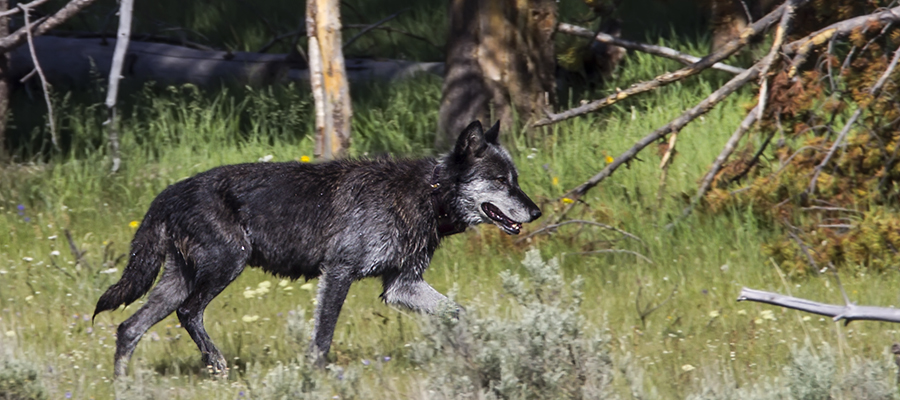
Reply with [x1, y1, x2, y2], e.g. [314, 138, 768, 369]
[93, 120, 541, 376]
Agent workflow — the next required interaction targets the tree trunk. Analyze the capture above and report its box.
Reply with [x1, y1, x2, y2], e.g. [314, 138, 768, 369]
[437, 0, 557, 150]
[307, 0, 351, 160]
[0, 0, 9, 163]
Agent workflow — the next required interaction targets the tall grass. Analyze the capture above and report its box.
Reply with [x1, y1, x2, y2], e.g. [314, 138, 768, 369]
[2, 33, 900, 400]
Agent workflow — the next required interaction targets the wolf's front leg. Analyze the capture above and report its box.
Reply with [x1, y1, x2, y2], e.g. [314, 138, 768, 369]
[381, 273, 459, 315]
[309, 268, 353, 366]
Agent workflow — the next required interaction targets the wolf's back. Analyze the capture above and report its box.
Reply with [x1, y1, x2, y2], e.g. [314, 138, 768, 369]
[93, 211, 166, 320]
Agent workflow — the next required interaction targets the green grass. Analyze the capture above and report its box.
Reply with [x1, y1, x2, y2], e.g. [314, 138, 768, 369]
[3, 11, 900, 398]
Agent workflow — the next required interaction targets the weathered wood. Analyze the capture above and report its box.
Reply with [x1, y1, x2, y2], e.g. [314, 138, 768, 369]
[534, 3, 786, 127]
[20, 2, 56, 150]
[554, 62, 762, 221]
[0, 0, 98, 54]
[738, 287, 900, 324]
[307, 0, 352, 160]
[557, 23, 745, 75]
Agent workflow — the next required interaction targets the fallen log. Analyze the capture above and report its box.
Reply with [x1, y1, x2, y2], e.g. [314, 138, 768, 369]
[10, 36, 443, 87]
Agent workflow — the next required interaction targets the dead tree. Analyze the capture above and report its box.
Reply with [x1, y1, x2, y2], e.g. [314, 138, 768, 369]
[0, 0, 99, 161]
[104, 0, 134, 173]
[436, 0, 557, 150]
[307, 0, 351, 160]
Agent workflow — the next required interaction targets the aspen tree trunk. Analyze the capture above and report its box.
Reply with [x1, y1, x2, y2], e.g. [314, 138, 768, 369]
[307, 0, 351, 160]
[437, 0, 557, 150]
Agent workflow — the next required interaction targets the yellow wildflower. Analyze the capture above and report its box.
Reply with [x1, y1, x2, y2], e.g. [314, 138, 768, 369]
[300, 155, 311, 163]
[561, 197, 574, 204]
[605, 155, 614, 164]
[552, 177, 559, 186]
[129, 220, 139, 229]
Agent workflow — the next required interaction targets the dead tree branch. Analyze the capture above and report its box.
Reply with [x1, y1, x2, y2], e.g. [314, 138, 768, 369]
[553, 62, 761, 221]
[756, 0, 800, 120]
[807, 44, 900, 194]
[738, 287, 900, 324]
[0, 0, 49, 17]
[516, 219, 646, 247]
[673, 105, 759, 226]
[785, 6, 900, 77]
[565, 249, 653, 264]
[103, 0, 133, 173]
[557, 22, 745, 75]
[532, 3, 786, 127]
[0, 0, 99, 54]
[343, 8, 407, 49]
[19, 3, 56, 150]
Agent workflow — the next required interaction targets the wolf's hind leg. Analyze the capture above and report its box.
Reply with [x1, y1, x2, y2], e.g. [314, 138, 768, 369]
[309, 268, 353, 366]
[175, 256, 245, 376]
[381, 273, 456, 315]
[114, 252, 190, 377]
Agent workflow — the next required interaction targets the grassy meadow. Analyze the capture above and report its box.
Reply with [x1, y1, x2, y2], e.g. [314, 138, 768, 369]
[2, 1, 900, 399]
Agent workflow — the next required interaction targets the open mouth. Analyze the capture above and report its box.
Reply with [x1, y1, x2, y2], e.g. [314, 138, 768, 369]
[481, 203, 522, 235]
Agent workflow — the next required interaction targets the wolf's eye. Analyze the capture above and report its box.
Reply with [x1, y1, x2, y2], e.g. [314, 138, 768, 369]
[495, 176, 508, 184]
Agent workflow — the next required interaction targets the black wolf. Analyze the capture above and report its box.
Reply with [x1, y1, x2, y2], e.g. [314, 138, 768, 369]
[93, 120, 541, 376]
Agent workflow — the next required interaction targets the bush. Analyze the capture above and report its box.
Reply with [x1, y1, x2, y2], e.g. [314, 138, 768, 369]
[0, 336, 46, 400]
[411, 249, 614, 399]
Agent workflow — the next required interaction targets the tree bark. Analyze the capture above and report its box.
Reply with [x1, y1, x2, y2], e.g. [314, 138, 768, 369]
[307, 0, 351, 160]
[436, 0, 557, 150]
[0, 0, 8, 163]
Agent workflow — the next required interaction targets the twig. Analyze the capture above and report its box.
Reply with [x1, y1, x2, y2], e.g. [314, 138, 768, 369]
[737, 287, 900, 324]
[19, 3, 57, 150]
[344, 24, 440, 50]
[0, 0, 99, 54]
[566, 249, 653, 264]
[785, 6, 900, 78]
[532, 4, 787, 127]
[557, 22, 745, 75]
[636, 279, 677, 328]
[787, 229, 821, 273]
[64, 229, 88, 269]
[756, 0, 800, 120]
[553, 61, 762, 222]
[807, 44, 900, 194]
[729, 130, 774, 184]
[674, 105, 760, 226]
[657, 130, 678, 210]
[103, 0, 133, 173]
[0, 0, 49, 17]
[516, 219, 646, 247]
[343, 8, 407, 49]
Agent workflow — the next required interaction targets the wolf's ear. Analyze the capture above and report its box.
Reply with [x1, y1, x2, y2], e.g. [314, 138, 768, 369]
[484, 120, 500, 145]
[454, 120, 487, 157]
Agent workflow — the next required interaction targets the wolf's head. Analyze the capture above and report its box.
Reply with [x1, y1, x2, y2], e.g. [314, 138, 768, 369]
[443, 120, 542, 235]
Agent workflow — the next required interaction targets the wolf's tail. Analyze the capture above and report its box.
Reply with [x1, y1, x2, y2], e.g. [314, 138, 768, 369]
[93, 216, 166, 320]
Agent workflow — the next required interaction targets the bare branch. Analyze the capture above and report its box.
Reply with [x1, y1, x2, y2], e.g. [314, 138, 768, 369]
[343, 8, 407, 49]
[103, 0, 133, 173]
[19, 3, 57, 150]
[673, 105, 759, 226]
[807, 44, 900, 194]
[532, 3, 787, 127]
[737, 287, 900, 324]
[553, 62, 761, 220]
[516, 219, 646, 247]
[757, 0, 801, 120]
[0, 0, 99, 54]
[566, 249, 653, 264]
[0, 0, 49, 17]
[785, 6, 900, 77]
[557, 22, 745, 75]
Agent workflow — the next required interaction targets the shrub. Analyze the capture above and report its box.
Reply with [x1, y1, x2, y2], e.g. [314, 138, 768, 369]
[0, 336, 46, 400]
[411, 249, 614, 399]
